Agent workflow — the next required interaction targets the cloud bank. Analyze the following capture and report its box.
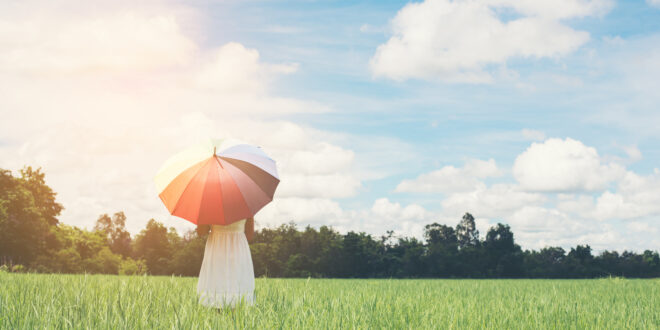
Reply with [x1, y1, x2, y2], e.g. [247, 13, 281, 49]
[370, 0, 613, 82]
[395, 137, 660, 251]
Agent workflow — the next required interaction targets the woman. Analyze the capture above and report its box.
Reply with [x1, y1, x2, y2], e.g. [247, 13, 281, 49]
[196, 217, 255, 308]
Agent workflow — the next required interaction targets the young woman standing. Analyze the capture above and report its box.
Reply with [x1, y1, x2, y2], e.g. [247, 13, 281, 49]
[196, 217, 255, 308]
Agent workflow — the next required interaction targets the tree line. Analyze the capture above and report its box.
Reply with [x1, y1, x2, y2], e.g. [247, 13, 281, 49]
[1, 167, 659, 278]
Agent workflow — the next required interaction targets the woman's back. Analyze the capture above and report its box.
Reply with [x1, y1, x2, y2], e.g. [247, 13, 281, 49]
[210, 219, 246, 233]
[197, 218, 255, 307]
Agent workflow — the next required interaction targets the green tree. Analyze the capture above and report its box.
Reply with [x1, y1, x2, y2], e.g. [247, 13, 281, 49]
[0, 168, 61, 265]
[313, 226, 343, 277]
[523, 247, 566, 278]
[484, 223, 523, 277]
[31, 224, 123, 274]
[119, 258, 148, 275]
[53, 248, 83, 273]
[171, 230, 206, 276]
[456, 212, 479, 249]
[252, 222, 300, 277]
[340, 231, 384, 278]
[18, 167, 63, 226]
[94, 212, 132, 257]
[133, 219, 177, 275]
[641, 250, 660, 277]
[396, 237, 426, 278]
[86, 247, 122, 274]
[424, 223, 458, 277]
[566, 245, 596, 278]
[285, 254, 315, 277]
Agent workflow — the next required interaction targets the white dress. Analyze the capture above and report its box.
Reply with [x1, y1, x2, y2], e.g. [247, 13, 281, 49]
[197, 219, 255, 308]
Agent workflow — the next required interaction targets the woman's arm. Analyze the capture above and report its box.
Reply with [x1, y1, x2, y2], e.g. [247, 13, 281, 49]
[196, 224, 210, 237]
[245, 217, 255, 242]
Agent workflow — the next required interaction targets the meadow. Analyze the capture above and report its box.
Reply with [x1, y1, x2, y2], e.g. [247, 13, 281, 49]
[1, 273, 658, 329]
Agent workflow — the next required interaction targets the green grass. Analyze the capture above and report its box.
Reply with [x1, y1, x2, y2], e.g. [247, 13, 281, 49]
[1, 273, 658, 329]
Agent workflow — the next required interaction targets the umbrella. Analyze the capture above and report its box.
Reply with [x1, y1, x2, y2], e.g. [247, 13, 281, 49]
[154, 139, 279, 225]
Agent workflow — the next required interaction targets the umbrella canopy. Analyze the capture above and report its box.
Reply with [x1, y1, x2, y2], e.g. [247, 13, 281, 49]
[155, 139, 279, 225]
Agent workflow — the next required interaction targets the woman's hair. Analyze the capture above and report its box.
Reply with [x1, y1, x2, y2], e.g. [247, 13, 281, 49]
[196, 224, 210, 237]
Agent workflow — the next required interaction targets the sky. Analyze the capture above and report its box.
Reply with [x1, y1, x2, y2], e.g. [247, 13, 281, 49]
[1, 0, 659, 252]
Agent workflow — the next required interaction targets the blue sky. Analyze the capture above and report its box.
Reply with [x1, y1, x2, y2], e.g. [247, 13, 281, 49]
[216, 1, 660, 201]
[1, 0, 659, 251]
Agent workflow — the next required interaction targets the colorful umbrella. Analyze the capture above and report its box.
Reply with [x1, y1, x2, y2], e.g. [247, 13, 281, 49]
[155, 139, 279, 225]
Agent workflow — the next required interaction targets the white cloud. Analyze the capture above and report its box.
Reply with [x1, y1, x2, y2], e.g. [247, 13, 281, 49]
[193, 42, 298, 94]
[426, 138, 659, 251]
[627, 221, 659, 234]
[0, 2, 361, 236]
[591, 171, 660, 220]
[257, 197, 347, 228]
[647, 0, 660, 8]
[277, 141, 355, 175]
[441, 183, 545, 219]
[1, 0, 658, 254]
[370, 0, 612, 82]
[0, 12, 196, 74]
[258, 197, 438, 240]
[509, 206, 575, 233]
[507, 206, 591, 249]
[276, 173, 361, 199]
[535, 154, 660, 223]
[556, 193, 595, 215]
[358, 198, 436, 238]
[621, 145, 643, 163]
[395, 158, 501, 193]
[500, 206, 644, 251]
[371, 198, 430, 221]
[513, 138, 626, 192]
[521, 129, 546, 141]
[225, 121, 362, 200]
[1, 112, 365, 235]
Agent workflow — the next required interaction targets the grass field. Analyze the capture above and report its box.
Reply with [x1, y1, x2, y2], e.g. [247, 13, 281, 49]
[1, 273, 658, 329]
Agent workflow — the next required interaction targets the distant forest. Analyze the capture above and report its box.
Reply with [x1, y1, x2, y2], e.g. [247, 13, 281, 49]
[2, 167, 659, 278]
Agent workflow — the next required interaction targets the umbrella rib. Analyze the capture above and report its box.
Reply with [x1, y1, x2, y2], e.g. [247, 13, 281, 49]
[171, 158, 210, 218]
[197, 158, 224, 225]
[214, 156, 266, 210]
[217, 156, 275, 201]
[213, 156, 265, 211]
[215, 157, 275, 217]
[219, 153, 278, 179]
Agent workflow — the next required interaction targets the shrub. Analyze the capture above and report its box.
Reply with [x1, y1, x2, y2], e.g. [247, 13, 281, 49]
[82, 247, 122, 274]
[11, 264, 25, 273]
[119, 258, 148, 275]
